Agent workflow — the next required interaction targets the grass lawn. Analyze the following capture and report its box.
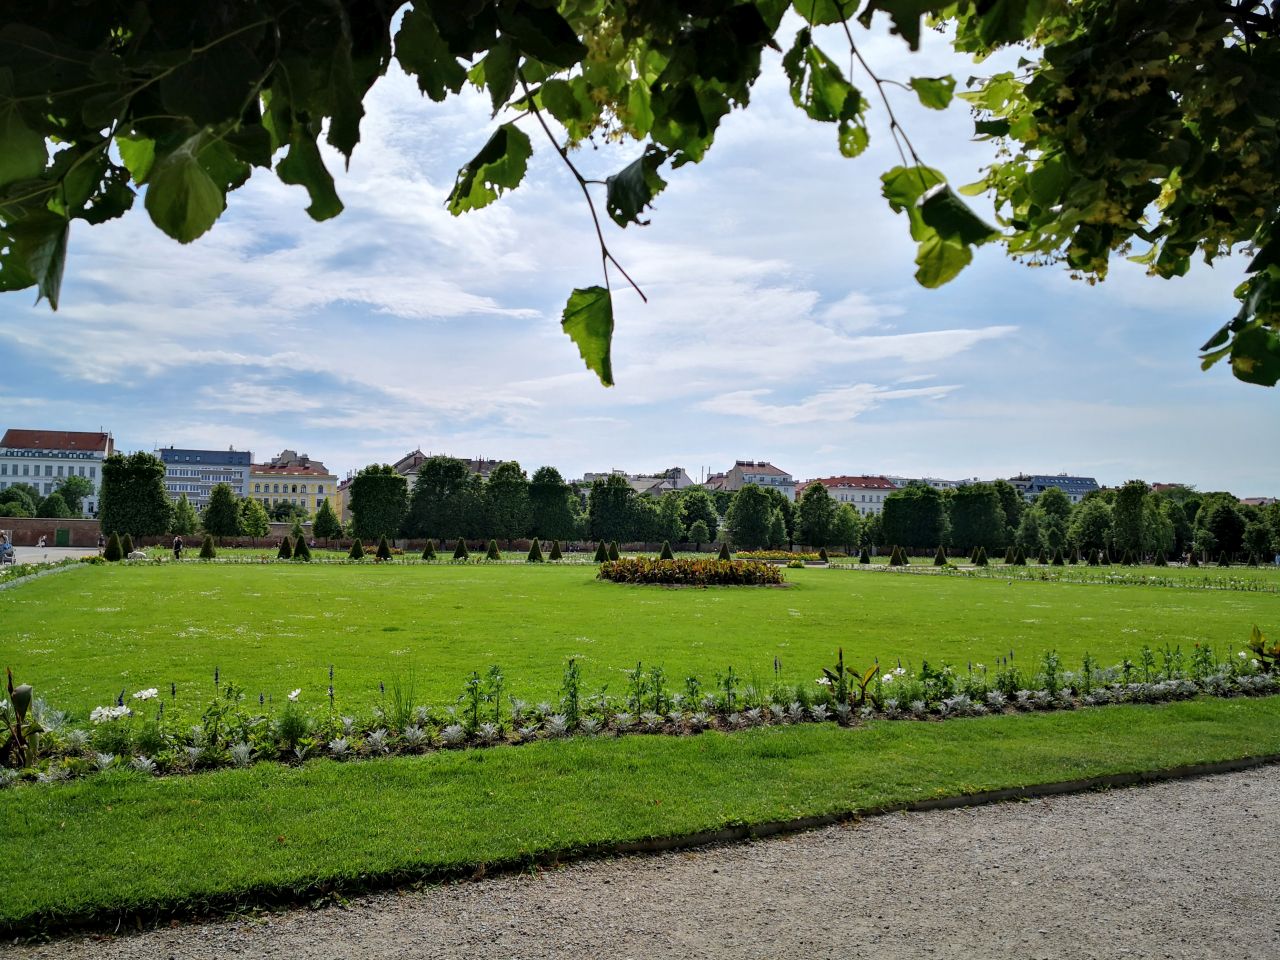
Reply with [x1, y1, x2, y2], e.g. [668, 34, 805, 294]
[3, 563, 1276, 717]
[3, 696, 1279, 933]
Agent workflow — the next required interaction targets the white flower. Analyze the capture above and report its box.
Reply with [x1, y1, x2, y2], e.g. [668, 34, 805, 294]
[1239, 651, 1248, 660]
[1252, 659, 1260, 668]
[288, 689, 301, 702]
[132, 688, 158, 701]
[815, 677, 832, 686]
[90, 705, 130, 724]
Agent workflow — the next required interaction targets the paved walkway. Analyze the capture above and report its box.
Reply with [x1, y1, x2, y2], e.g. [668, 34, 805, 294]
[1, 546, 99, 565]
[9, 766, 1278, 959]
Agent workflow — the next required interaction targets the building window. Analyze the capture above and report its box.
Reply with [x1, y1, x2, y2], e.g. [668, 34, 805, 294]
[89, 467, 95, 478]
[317, 484, 324, 494]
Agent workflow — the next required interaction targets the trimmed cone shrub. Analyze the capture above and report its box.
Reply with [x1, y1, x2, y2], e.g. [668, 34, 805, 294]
[888, 546, 906, 567]
[293, 537, 311, 561]
[818, 546, 829, 562]
[593, 542, 608, 562]
[549, 539, 563, 561]
[859, 546, 871, 564]
[659, 540, 674, 560]
[974, 545, 988, 567]
[1013, 546, 1026, 566]
[121, 534, 135, 556]
[453, 538, 470, 561]
[1248, 552, 1259, 567]
[198, 534, 215, 559]
[527, 539, 544, 562]
[277, 537, 293, 559]
[1070, 547, 1081, 565]
[485, 539, 501, 561]
[377, 536, 393, 561]
[1188, 551, 1200, 567]
[1087, 548, 1099, 566]
[717, 542, 732, 561]
[1037, 549, 1049, 565]
[933, 545, 947, 566]
[1218, 551, 1231, 567]
[1101, 549, 1112, 565]
[1153, 550, 1167, 567]
[1051, 547, 1065, 566]
[1004, 546, 1015, 564]
[422, 539, 436, 560]
[608, 541, 621, 561]
[103, 532, 123, 562]
[349, 538, 365, 559]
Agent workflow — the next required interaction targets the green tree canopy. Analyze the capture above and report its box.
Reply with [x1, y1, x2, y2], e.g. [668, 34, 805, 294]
[726, 484, 773, 550]
[484, 460, 531, 542]
[171, 494, 199, 537]
[528, 466, 578, 541]
[36, 491, 71, 519]
[1111, 480, 1151, 558]
[7, 2, 1279, 384]
[349, 464, 408, 541]
[1067, 497, 1112, 553]
[312, 498, 343, 540]
[53, 475, 93, 517]
[797, 482, 836, 548]
[238, 496, 271, 542]
[587, 474, 637, 544]
[655, 492, 686, 544]
[680, 489, 719, 542]
[830, 503, 862, 553]
[1198, 496, 1247, 556]
[882, 483, 948, 550]
[201, 483, 242, 541]
[99, 452, 172, 538]
[947, 483, 1005, 552]
[0, 484, 40, 516]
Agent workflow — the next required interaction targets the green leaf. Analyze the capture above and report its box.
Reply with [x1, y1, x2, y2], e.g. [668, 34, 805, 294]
[478, 40, 518, 117]
[144, 139, 226, 243]
[838, 120, 869, 158]
[909, 75, 955, 110]
[116, 135, 156, 185]
[796, 0, 860, 26]
[0, 105, 47, 187]
[540, 78, 592, 127]
[1027, 157, 1069, 206]
[496, 2, 586, 68]
[1228, 324, 1280, 386]
[881, 165, 945, 214]
[915, 233, 972, 288]
[919, 185, 999, 246]
[447, 123, 532, 215]
[857, 1, 950, 51]
[605, 146, 668, 227]
[6, 211, 69, 308]
[561, 286, 614, 386]
[277, 127, 343, 221]
[395, 6, 467, 102]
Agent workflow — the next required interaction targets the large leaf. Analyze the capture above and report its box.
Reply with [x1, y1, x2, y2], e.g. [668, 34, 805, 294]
[116, 135, 156, 184]
[857, 0, 950, 50]
[277, 127, 343, 221]
[447, 123, 532, 215]
[909, 75, 955, 110]
[496, 2, 586, 68]
[919, 185, 999, 246]
[6, 212, 69, 308]
[915, 233, 972, 287]
[395, 6, 467, 102]
[0, 105, 47, 187]
[605, 146, 668, 227]
[144, 139, 226, 242]
[561, 286, 614, 386]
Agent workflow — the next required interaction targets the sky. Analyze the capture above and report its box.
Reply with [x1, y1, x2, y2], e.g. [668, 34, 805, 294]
[1, 20, 1276, 496]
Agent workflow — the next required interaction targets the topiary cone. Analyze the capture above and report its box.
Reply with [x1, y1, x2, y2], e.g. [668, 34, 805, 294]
[485, 538, 501, 561]
[593, 541, 608, 562]
[717, 542, 731, 561]
[453, 537, 470, 561]
[198, 534, 216, 559]
[549, 539, 563, 561]
[608, 541, 621, 561]
[293, 536, 311, 561]
[104, 532, 123, 562]
[859, 546, 870, 564]
[819, 546, 829, 562]
[933, 545, 947, 566]
[422, 539, 436, 560]
[527, 539, 544, 562]
[277, 537, 293, 560]
[659, 540, 674, 560]
[121, 533, 135, 555]
[974, 545, 988, 567]
[349, 538, 365, 560]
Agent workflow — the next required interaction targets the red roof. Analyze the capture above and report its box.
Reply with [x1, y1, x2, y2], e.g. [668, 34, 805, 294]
[1, 429, 111, 452]
[802, 475, 898, 491]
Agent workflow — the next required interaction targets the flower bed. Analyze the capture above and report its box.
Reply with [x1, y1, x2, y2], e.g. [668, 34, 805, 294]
[3, 631, 1277, 788]
[598, 557, 784, 586]
[735, 550, 823, 562]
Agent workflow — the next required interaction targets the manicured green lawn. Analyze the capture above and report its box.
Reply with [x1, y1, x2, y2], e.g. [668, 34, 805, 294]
[3, 696, 1278, 933]
[3, 563, 1275, 717]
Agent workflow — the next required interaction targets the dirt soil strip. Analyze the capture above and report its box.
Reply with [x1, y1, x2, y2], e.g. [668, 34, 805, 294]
[9, 765, 1279, 960]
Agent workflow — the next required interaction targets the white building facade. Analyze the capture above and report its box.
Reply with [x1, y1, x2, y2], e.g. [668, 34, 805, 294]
[0, 429, 114, 515]
[799, 476, 899, 516]
[157, 447, 253, 513]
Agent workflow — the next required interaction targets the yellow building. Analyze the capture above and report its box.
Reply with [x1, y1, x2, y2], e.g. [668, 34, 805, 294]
[249, 450, 337, 517]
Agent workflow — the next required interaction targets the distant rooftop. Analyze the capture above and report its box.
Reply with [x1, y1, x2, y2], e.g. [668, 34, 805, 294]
[3, 429, 111, 452]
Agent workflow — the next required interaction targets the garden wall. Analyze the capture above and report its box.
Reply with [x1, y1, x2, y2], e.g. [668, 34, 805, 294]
[0, 517, 102, 546]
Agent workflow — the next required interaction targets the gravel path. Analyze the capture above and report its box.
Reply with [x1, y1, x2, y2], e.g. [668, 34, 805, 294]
[10, 766, 1279, 959]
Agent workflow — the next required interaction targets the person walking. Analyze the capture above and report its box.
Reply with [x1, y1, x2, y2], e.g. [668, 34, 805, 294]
[173, 535, 184, 560]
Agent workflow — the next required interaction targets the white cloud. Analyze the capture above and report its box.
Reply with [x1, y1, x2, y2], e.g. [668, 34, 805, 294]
[700, 383, 956, 425]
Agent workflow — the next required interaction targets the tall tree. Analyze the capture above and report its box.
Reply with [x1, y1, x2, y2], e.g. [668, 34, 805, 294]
[766, 508, 787, 549]
[1197, 497, 1247, 556]
[1111, 480, 1151, 558]
[830, 504, 862, 554]
[947, 483, 1006, 552]
[680, 489, 719, 541]
[529, 466, 579, 541]
[1034, 487, 1072, 552]
[796, 482, 836, 548]
[485, 461, 530, 543]
[349, 464, 408, 541]
[238, 497, 271, 543]
[656, 492, 686, 543]
[403, 456, 471, 540]
[1068, 498, 1112, 553]
[201, 483, 242, 542]
[36, 491, 71, 519]
[54, 475, 94, 517]
[587, 474, 637, 543]
[726, 485, 773, 550]
[312, 498, 342, 540]
[171, 494, 198, 536]
[1014, 508, 1044, 554]
[882, 484, 948, 550]
[0, 484, 40, 516]
[989, 480, 1024, 542]
[99, 452, 172, 538]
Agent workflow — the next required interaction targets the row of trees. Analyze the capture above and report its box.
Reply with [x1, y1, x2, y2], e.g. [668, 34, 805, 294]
[0, 475, 96, 520]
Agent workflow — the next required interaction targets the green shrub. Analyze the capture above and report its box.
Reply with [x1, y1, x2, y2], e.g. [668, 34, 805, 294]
[453, 538, 470, 561]
[1004, 546, 1015, 564]
[1188, 551, 1199, 567]
[598, 557, 784, 587]
[974, 545, 988, 567]
[375, 536, 392, 561]
[1087, 548, 1099, 566]
[1218, 551, 1231, 567]
[1153, 550, 1167, 566]
[659, 540, 674, 560]
[102, 532, 122, 562]
[277, 537, 293, 560]
[1037, 549, 1048, 565]
[1101, 549, 1112, 565]
[1051, 547, 1065, 566]
[198, 535, 215, 559]
[485, 539, 501, 561]
[1013, 546, 1026, 566]
[527, 539, 544, 562]
[717, 542, 732, 561]
[348, 538, 365, 560]
[549, 539, 563, 561]
[121, 533, 135, 555]
[422, 539, 436, 560]
[933, 545, 947, 566]
[1247, 552, 1259, 567]
[608, 541, 621, 561]
[737, 550, 819, 561]
[1070, 547, 1081, 565]
[593, 542, 608, 562]
[888, 546, 906, 567]
[859, 546, 870, 564]
[293, 537, 311, 561]
[817, 546, 829, 562]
